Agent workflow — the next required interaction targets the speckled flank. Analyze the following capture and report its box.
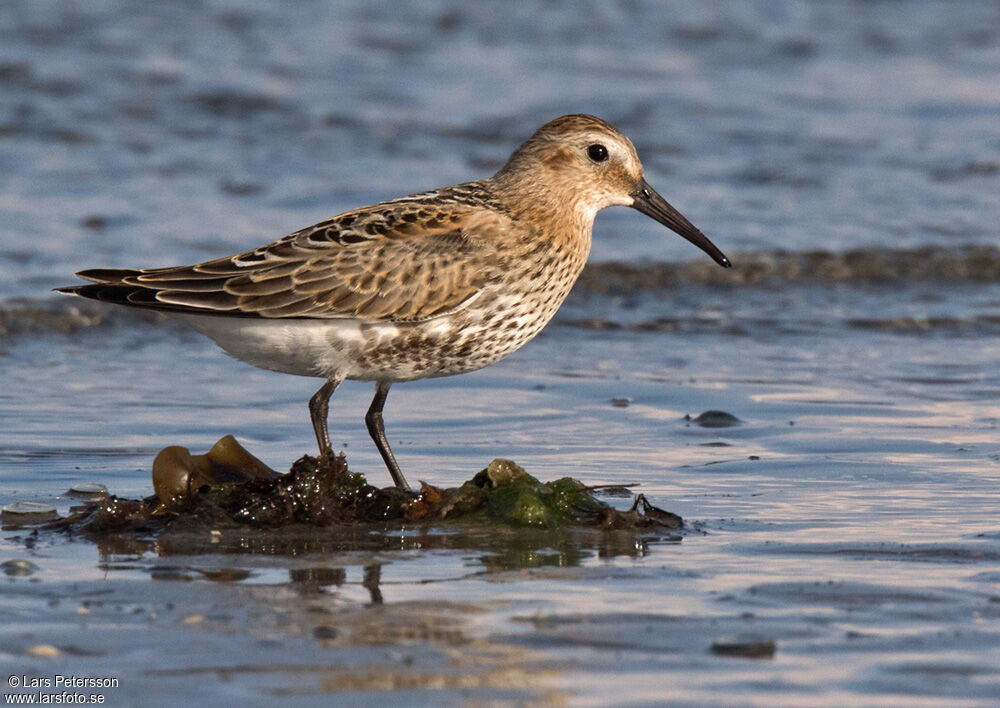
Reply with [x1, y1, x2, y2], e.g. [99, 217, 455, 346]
[174, 222, 590, 382]
[350, 231, 591, 380]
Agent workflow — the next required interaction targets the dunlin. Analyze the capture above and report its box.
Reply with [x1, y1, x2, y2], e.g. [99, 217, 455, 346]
[60, 114, 731, 490]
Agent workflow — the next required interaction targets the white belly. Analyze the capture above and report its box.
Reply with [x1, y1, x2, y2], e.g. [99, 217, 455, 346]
[172, 312, 512, 382]
[174, 314, 397, 379]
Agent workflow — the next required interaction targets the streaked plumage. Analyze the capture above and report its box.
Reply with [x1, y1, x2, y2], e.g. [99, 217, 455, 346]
[60, 114, 731, 489]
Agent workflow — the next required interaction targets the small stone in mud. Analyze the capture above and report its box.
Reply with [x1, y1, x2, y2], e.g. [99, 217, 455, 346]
[690, 410, 741, 428]
[68, 482, 108, 498]
[80, 214, 108, 230]
[313, 626, 340, 640]
[610, 397, 632, 408]
[2, 501, 59, 525]
[1, 559, 39, 576]
[710, 633, 776, 658]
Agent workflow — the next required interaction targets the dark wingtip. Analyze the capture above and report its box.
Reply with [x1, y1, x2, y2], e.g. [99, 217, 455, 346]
[74, 268, 140, 283]
[53, 282, 146, 307]
[57, 270, 142, 299]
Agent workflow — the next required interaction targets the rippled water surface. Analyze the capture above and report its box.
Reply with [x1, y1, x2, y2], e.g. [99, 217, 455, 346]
[2, 1, 999, 706]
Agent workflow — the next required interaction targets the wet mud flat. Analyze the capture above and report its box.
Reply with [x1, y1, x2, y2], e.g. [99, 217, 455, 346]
[4, 397, 1000, 707]
[5, 514, 1000, 708]
[1, 535, 674, 707]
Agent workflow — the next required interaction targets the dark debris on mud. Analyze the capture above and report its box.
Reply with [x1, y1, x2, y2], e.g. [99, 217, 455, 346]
[44, 438, 681, 536]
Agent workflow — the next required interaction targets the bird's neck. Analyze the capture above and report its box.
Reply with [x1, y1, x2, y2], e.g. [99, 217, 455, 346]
[489, 172, 595, 254]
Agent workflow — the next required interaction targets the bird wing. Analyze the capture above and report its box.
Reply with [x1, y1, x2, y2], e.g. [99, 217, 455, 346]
[60, 188, 513, 322]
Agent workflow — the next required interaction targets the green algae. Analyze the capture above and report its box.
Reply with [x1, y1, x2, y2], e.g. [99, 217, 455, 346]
[471, 460, 609, 528]
[58, 439, 681, 533]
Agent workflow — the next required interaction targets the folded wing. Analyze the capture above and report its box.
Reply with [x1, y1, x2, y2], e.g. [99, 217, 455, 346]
[59, 193, 509, 322]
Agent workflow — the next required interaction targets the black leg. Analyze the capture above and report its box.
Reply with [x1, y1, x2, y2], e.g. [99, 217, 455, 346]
[308, 377, 341, 457]
[363, 564, 383, 605]
[365, 381, 410, 490]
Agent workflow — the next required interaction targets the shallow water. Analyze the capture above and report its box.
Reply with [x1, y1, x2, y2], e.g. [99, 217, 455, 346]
[2, 1, 1000, 706]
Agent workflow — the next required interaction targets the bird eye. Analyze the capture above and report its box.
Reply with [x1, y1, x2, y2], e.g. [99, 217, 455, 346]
[587, 144, 609, 163]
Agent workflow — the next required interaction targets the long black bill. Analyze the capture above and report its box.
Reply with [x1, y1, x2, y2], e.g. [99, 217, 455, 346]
[630, 178, 731, 268]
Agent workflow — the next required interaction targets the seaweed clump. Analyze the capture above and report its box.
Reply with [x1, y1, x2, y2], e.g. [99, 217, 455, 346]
[406, 459, 678, 529]
[71, 439, 681, 533]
